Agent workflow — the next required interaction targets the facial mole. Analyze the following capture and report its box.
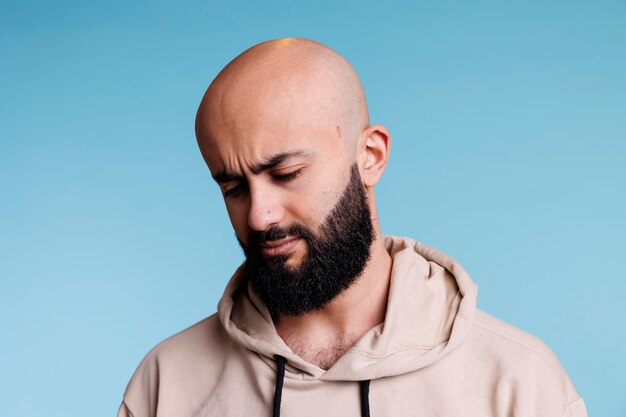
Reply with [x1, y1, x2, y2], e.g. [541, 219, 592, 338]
[336, 125, 341, 138]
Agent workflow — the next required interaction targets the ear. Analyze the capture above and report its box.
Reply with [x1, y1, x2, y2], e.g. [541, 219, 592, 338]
[358, 124, 390, 187]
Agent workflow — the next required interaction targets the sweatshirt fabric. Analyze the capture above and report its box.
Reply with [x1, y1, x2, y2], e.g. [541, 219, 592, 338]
[118, 235, 587, 417]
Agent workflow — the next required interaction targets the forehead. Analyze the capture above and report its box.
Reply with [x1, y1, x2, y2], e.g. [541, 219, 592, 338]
[195, 54, 355, 175]
[198, 100, 345, 176]
[202, 127, 346, 183]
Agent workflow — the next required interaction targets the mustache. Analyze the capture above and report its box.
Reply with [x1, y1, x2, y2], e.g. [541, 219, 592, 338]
[247, 223, 313, 250]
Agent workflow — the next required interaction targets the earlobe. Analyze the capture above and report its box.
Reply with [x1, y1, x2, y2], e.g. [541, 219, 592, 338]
[360, 124, 390, 187]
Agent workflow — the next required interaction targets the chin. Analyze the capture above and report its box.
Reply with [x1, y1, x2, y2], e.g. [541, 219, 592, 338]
[282, 259, 303, 273]
[286, 247, 308, 267]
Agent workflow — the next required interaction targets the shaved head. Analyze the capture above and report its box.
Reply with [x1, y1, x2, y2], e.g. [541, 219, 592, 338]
[193, 37, 390, 281]
[193, 38, 391, 319]
[195, 38, 369, 165]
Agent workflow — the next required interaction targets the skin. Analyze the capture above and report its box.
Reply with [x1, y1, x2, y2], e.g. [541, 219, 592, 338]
[195, 38, 392, 369]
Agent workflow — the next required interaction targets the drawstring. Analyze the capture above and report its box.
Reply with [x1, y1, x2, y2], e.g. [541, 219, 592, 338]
[272, 355, 371, 417]
[359, 380, 371, 417]
[273, 355, 286, 417]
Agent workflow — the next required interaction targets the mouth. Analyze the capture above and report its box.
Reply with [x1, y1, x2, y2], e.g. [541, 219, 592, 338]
[260, 237, 301, 258]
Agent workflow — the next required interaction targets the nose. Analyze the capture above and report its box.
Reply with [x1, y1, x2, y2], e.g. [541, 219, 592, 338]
[247, 183, 285, 232]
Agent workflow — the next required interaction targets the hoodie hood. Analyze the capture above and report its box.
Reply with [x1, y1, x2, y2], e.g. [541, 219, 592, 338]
[217, 235, 478, 381]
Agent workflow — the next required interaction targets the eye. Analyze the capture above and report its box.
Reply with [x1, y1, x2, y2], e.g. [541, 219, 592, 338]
[272, 168, 303, 182]
[223, 182, 247, 198]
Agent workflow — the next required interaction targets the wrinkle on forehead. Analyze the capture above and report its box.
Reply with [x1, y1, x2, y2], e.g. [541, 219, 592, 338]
[195, 38, 370, 167]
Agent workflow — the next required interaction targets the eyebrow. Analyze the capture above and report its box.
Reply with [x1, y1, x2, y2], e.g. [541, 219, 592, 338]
[212, 150, 310, 183]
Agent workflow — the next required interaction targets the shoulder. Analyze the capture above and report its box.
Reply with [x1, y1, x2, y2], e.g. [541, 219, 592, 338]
[467, 309, 582, 407]
[144, 313, 230, 362]
[473, 309, 563, 373]
[119, 314, 235, 417]
[132, 313, 234, 374]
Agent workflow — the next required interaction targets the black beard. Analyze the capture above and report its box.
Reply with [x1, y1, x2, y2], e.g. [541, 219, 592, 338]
[238, 164, 375, 316]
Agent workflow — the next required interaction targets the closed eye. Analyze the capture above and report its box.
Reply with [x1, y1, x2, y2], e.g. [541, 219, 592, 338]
[272, 168, 303, 182]
[223, 182, 247, 198]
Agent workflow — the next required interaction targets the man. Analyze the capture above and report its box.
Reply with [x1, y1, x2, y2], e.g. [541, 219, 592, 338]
[118, 38, 587, 417]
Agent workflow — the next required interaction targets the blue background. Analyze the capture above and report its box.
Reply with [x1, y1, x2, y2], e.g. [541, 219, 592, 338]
[1, 1, 624, 416]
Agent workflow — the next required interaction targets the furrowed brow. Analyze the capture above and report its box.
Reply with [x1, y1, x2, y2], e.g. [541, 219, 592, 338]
[250, 150, 308, 175]
[212, 150, 309, 184]
[212, 171, 243, 184]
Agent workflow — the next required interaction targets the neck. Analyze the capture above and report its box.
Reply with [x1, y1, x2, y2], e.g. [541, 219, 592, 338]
[274, 230, 392, 368]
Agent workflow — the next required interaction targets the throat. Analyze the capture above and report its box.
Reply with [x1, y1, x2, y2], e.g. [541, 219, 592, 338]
[285, 334, 358, 370]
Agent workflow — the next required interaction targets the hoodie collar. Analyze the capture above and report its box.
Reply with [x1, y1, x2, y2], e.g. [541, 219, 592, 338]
[218, 235, 478, 381]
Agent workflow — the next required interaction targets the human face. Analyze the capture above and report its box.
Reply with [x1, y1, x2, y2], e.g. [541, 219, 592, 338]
[205, 115, 355, 271]
[240, 164, 374, 316]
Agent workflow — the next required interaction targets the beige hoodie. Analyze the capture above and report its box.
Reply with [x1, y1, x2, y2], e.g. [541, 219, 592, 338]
[118, 236, 587, 417]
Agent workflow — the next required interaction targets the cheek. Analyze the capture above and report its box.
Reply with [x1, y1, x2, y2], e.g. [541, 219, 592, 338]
[288, 175, 341, 228]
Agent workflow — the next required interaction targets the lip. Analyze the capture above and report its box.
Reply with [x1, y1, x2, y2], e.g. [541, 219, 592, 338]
[260, 237, 301, 257]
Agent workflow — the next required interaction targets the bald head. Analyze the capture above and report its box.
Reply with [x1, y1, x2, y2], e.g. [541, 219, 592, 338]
[193, 38, 391, 273]
[195, 38, 370, 166]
